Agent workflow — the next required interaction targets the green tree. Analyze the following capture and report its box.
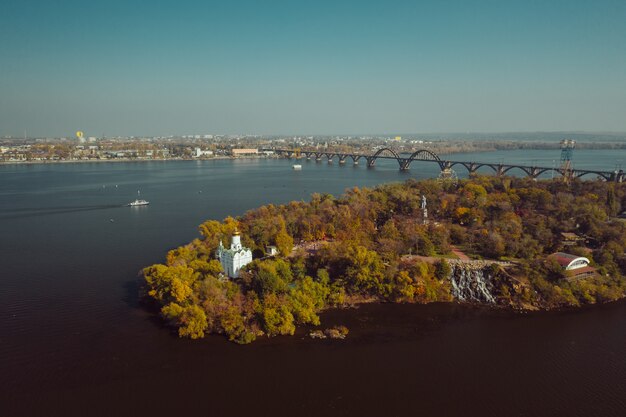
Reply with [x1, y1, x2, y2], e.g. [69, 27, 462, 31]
[434, 259, 452, 280]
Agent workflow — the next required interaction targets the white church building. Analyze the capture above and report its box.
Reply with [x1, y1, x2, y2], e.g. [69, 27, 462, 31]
[216, 230, 253, 278]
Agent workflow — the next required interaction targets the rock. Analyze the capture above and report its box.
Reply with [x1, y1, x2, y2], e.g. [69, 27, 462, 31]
[309, 330, 326, 339]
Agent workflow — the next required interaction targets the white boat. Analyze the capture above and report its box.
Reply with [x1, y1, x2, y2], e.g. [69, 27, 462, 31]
[292, 164, 302, 170]
[128, 190, 149, 206]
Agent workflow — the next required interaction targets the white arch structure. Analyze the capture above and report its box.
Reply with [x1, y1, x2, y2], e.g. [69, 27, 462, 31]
[551, 252, 590, 270]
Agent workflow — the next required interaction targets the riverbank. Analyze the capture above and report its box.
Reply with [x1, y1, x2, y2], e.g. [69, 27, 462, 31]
[3, 139, 625, 165]
[0, 155, 274, 165]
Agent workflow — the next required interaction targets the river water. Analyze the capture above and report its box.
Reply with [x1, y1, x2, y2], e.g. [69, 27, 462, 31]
[1, 150, 625, 417]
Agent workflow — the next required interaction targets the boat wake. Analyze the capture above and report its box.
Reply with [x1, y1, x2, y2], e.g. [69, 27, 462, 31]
[0, 204, 122, 220]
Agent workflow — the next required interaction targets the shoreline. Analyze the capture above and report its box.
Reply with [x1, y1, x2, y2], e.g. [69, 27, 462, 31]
[3, 143, 624, 166]
[0, 155, 275, 165]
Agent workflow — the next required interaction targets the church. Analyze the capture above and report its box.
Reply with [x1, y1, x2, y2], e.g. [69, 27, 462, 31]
[216, 230, 253, 278]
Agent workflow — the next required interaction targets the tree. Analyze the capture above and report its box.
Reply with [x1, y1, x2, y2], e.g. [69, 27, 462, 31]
[177, 305, 208, 339]
[275, 216, 294, 256]
[289, 275, 329, 325]
[143, 264, 197, 303]
[162, 303, 208, 339]
[261, 294, 296, 336]
[221, 305, 256, 344]
[434, 259, 452, 280]
[343, 243, 385, 293]
[417, 234, 435, 256]
[253, 260, 289, 296]
[607, 185, 620, 217]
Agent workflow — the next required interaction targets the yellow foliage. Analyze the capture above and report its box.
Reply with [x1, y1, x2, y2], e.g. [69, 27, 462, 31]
[455, 207, 470, 218]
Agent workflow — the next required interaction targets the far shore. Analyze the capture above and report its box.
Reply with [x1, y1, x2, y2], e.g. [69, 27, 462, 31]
[0, 155, 274, 165]
[2, 142, 624, 166]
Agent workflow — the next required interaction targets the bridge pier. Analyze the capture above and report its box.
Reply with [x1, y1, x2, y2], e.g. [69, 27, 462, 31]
[529, 167, 541, 180]
[465, 163, 479, 176]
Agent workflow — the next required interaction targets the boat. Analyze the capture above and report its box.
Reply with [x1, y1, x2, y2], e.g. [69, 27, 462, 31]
[128, 190, 149, 206]
[292, 164, 302, 170]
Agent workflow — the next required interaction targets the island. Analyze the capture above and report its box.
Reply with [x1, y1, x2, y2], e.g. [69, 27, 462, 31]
[141, 176, 626, 343]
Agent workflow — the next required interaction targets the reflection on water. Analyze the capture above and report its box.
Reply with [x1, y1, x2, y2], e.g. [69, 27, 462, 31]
[1, 153, 625, 417]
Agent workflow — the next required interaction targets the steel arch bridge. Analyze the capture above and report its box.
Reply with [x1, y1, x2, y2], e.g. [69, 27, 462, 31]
[264, 148, 624, 182]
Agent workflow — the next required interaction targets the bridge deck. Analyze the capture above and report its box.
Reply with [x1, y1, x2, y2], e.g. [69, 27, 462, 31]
[263, 149, 623, 182]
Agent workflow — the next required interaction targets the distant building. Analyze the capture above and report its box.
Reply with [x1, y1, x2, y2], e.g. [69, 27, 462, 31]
[193, 148, 214, 158]
[266, 245, 278, 256]
[231, 148, 258, 156]
[217, 230, 253, 278]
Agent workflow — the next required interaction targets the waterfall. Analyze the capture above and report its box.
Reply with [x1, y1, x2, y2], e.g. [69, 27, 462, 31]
[449, 264, 496, 304]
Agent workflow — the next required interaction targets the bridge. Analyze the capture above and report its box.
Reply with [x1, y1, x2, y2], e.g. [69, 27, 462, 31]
[263, 148, 625, 182]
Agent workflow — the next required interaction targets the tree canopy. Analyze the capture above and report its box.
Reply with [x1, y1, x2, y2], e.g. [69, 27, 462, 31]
[142, 176, 626, 343]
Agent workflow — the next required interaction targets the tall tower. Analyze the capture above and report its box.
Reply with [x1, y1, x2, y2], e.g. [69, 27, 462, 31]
[231, 229, 242, 251]
[560, 139, 575, 182]
[421, 195, 428, 224]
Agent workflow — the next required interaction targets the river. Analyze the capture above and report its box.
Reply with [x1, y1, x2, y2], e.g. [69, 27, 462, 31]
[1, 150, 625, 417]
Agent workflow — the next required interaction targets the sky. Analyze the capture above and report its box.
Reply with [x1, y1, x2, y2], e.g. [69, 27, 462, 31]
[1, 0, 626, 137]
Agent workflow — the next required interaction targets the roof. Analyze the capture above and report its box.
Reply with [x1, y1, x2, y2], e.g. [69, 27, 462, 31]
[549, 252, 590, 270]
[561, 232, 581, 240]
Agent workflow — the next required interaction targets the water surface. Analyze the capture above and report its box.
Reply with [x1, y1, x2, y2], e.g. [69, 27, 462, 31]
[1, 151, 625, 417]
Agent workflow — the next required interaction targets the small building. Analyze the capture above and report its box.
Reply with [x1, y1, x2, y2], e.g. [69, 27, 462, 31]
[193, 148, 214, 158]
[266, 245, 278, 256]
[550, 252, 590, 270]
[216, 230, 253, 278]
[231, 148, 258, 156]
[549, 252, 597, 280]
[560, 232, 584, 246]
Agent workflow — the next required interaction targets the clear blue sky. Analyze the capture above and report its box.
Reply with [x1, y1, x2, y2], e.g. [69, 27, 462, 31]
[1, 0, 625, 137]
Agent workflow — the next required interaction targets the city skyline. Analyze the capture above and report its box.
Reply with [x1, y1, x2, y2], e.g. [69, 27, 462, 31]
[1, 0, 626, 137]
